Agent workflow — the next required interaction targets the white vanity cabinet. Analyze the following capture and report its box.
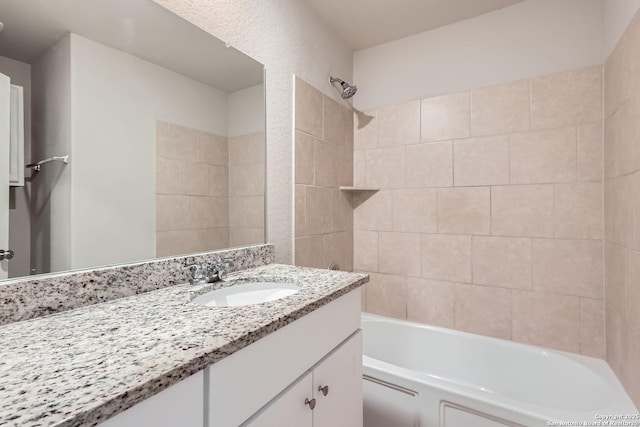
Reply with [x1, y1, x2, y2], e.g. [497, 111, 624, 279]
[207, 289, 362, 427]
[245, 330, 363, 427]
[99, 371, 204, 427]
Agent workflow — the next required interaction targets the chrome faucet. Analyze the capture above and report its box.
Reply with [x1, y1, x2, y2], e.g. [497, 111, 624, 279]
[183, 258, 235, 284]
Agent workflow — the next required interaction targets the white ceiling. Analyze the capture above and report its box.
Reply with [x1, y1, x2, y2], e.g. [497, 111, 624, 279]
[302, 0, 526, 50]
[0, 0, 263, 93]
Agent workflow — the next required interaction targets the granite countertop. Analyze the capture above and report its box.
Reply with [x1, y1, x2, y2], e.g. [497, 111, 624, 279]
[0, 264, 368, 427]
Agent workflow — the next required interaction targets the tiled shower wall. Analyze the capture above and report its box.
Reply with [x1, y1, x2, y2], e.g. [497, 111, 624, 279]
[228, 132, 266, 247]
[294, 77, 354, 271]
[156, 121, 230, 256]
[604, 10, 640, 406]
[354, 66, 604, 357]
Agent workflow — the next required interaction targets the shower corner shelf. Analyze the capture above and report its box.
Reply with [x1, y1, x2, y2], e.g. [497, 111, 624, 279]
[339, 186, 379, 192]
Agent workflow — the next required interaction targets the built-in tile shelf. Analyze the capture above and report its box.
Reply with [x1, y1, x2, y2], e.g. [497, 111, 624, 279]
[339, 186, 379, 192]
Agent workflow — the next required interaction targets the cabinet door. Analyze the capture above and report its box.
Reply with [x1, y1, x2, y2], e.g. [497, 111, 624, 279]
[99, 371, 203, 427]
[313, 331, 363, 427]
[244, 372, 313, 427]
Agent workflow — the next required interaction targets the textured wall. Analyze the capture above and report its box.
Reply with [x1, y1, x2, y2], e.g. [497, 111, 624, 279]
[355, 66, 604, 358]
[353, 0, 605, 110]
[294, 77, 354, 272]
[603, 7, 640, 407]
[153, 0, 353, 264]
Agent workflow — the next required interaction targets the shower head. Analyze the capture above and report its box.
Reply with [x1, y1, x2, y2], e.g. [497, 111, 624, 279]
[329, 76, 357, 99]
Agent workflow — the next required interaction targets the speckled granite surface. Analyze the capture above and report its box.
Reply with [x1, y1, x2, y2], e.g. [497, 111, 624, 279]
[0, 264, 368, 427]
[0, 244, 274, 326]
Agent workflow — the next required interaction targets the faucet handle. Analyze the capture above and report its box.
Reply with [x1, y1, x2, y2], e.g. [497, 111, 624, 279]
[214, 258, 235, 281]
[183, 263, 206, 284]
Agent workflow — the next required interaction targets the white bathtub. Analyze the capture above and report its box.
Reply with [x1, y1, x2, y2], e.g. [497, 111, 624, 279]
[362, 314, 638, 427]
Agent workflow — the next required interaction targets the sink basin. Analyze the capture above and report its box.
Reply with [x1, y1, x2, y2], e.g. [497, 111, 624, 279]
[192, 282, 302, 307]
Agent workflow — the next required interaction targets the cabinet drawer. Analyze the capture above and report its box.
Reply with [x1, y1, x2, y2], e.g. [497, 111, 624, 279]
[207, 289, 361, 427]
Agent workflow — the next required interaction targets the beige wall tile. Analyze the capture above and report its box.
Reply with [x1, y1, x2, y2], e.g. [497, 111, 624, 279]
[229, 132, 265, 166]
[314, 140, 339, 187]
[295, 236, 325, 269]
[379, 232, 421, 277]
[157, 121, 200, 162]
[156, 229, 201, 257]
[365, 273, 407, 319]
[605, 242, 626, 313]
[338, 146, 354, 187]
[421, 92, 470, 142]
[578, 122, 603, 181]
[229, 196, 264, 229]
[471, 80, 530, 136]
[229, 227, 264, 247]
[295, 76, 323, 138]
[295, 131, 315, 185]
[623, 327, 640, 406]
[392, 189, 437, 233]
[345, 107, 354, 148]
[512, 290, 581, 353]
[156, 195, 190, 231]
[295, 185, 306, 237]
[472, 236, 532, 289]
[604, 114, 619, 179]
[331, 189, 353, 233]
[353, 150, 366, 187]
[580, 298, 605, 358]
[437, 187, 490, 235]
[229, 164, 265, 196]
[209, 166, 229, 197]
[183, 163, 210, 196]
[305, 186, 332, 235]
[554, 182, 603, 239]
[323, 95, 348, 145]
[604, 11, 640, 117]
[533, 239, 603, 299]
[199, 132, 228, 167]
[625, 249, 640, 335]
[378, 100, 420, 147]
[354, 109, 378, 150]
[365, 147, 406, 188]
[611, 93, 640, 176]
[200, 227, 231, 251]
[322, 231, 354, 272]
[405, 142, 453, 188]
[422, 234, 471, 282]
[510, 128, 577, 184]
[453, 135, 509, 186]
[190, 197, 229, 229]
[604, 175, 634, 248]
[354, 190, 393, 231]
[156, 157, 183, 195]
[354, 230, 379, 272]
[531, 66, 602, 130]
[632, 173, 640, 251]
[606, 305, 625, 377]
[454, 283, 511, 339]
[491, 185, 554, 237]
[407, 278, 455, 328]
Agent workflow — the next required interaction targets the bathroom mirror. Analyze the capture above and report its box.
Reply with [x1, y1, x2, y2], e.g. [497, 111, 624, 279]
[0, 0, 266, 280]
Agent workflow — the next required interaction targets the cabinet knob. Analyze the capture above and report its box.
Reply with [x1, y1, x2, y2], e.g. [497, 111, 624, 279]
[0, 249, 14, 261]
[318, 385, 329, 396]
[304, 398, 316, 410]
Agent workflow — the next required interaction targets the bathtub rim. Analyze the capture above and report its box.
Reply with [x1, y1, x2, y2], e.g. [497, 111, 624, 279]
[361, 313, 638, 421]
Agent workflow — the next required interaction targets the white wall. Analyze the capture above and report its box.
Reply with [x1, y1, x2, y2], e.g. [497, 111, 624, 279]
[31, 35, 72, 274]
[0, 56, 32, 278]
[153, 0, 353, 263]
[353, 0, 605, 110]
[228, 84, 265, 138]
[605, 0, 640, 55]
[70, 34, 229, 269]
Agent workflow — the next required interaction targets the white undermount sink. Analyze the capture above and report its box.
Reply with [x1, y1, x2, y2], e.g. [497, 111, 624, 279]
[192, 282, 302, 307]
